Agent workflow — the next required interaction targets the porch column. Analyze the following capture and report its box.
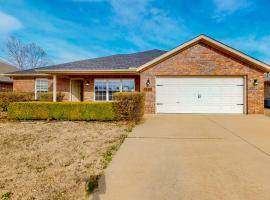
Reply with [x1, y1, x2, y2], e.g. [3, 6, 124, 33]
[53, 75, 57, 102]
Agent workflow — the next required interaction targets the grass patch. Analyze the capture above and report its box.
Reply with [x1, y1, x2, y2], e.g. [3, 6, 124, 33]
[1, 192, 12, 200]
[0, 112, 7, 120]
[84, 121, 135, 195]
[0, 120, 134, 199]
[85, 132, 129, 195]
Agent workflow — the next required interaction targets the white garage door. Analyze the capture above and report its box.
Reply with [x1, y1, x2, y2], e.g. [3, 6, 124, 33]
[156, 77, 244, 114]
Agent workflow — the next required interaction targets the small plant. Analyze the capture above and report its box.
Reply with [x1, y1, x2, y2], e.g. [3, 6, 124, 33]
[85, 175, 100, 194]
[125, 121, 136, 132]
[101, 134, 127, 169]
[1, 192, 13, 200]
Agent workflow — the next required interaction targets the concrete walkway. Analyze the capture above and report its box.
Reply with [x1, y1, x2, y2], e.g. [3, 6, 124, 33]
[91, 114, 270, 200]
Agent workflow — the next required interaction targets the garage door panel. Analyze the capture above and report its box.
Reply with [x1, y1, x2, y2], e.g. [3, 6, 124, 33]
[156, 77, 244, 114]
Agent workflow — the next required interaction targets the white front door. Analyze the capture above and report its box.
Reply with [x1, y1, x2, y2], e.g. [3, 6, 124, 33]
[156, 77, 244, 114]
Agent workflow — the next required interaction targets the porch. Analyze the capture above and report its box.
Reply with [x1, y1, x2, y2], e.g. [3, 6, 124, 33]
[51, 74, 140, 102]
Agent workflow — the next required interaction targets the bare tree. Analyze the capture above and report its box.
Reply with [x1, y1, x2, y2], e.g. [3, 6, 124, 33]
[6, 36, 52, 70]
[25, 43, 51, 69]
[6, 36, 27, 70]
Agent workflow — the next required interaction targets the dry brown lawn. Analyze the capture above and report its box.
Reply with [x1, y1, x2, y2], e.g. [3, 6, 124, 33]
[0, 120, 130, 200]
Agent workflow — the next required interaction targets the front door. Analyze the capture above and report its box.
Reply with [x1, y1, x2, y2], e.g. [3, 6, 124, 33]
[71, 80, 83, 102]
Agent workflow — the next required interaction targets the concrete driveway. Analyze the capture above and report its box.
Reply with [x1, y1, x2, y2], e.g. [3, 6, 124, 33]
[91, 114, 270, 200]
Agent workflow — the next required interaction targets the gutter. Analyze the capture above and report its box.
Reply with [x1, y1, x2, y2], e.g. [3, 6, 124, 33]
[35, 69, 138, 74]
[1, 73, 52, 77]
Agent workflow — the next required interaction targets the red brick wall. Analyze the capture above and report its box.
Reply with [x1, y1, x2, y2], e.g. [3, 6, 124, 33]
[0, 82, 13, 92]
[13, 77, 53, 93]
[140, 42, 265, 114]
[13, 77, 35, 92]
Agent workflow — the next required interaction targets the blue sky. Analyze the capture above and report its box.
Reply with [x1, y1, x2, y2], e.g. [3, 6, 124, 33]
[0, 0, 270, 64]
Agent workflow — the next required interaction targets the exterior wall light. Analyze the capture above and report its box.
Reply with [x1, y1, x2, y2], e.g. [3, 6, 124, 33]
[146, 79, 150, 87]
[253, 79, 259, 86]
[265, 72, 270, 78]
[86, 81, 90, 86]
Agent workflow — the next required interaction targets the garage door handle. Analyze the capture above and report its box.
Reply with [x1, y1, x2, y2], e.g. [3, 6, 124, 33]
[176, 101, 180, 104]
[157, 103, 163, 105]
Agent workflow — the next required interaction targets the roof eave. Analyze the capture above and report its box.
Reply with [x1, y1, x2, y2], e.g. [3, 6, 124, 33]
[35, 69, 138, 74]
[1, 73, 52, 77]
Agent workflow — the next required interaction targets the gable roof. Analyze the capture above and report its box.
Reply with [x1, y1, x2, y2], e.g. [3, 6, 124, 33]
[0, 60, 17, 82]
[5, 49, 166, 75]
[137, 35, 270, 72]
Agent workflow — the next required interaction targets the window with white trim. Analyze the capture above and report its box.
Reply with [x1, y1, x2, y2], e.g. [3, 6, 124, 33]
[94, 79, 135, 101]
[35, 79, 48, 99]
[94, 80, 107, 101]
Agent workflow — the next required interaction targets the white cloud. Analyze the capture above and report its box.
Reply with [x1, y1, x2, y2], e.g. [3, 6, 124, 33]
[39, 38, 97, 64]
[108, 0, 189, 49]
[0, 11, 22, 34]
[70, 0, 190, 49]
[212, 0, 252, 21]
[222, 35, 270, 64]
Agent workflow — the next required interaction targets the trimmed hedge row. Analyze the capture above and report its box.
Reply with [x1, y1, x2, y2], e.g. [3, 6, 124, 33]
[0, 92, 33, 111]
[7, 92, 145, 121]
[38, 92, 64, 102]
[0, 92, 64, 111]
[8, 102, 116, 121]
[113, 92, 145, 122]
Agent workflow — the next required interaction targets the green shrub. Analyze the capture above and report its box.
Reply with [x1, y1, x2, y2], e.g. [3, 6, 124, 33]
[8, 102, 116, 121]
[0, 92, 34, 111]
[113, 92, 145, 122]
[38, 92, 64, 102]
[1, 191, 13, 200]
[0, 92, 64, 111]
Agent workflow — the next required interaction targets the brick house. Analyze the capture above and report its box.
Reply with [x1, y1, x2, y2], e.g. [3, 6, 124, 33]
[4, 35, 270, 114]
[0, 60, 17, 92]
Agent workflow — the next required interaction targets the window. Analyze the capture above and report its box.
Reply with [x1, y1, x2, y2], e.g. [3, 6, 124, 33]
[108, 80, 121, 100]
[122, 79, 135, 92]
[35, 79, 48, 99]
[94, 79, 135, 101]
[94, 80, 107, 101]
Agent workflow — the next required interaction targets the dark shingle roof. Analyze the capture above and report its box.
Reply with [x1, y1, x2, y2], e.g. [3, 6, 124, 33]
[40, 49, 166, 71]
[5, 49, 166, 75]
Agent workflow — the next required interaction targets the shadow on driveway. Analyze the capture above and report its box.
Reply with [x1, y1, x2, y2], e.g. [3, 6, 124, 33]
[90, 175, 106, 200]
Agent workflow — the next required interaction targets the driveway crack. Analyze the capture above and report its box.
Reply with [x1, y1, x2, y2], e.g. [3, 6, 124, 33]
[205, 116, 270, 158]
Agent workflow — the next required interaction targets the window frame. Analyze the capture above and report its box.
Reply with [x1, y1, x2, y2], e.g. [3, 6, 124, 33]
[94, 78, 135, 101]
[35, 78, 49, 100]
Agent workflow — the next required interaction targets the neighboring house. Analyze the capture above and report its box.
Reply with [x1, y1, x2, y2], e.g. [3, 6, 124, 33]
[4, 35, 270, 114]
[0, 60, 17, 92]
